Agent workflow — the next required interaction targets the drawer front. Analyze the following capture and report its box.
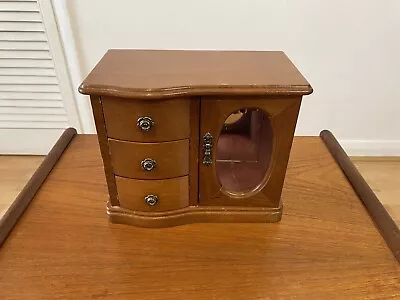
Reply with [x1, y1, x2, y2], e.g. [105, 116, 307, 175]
[116, 176, 189, 212]
[109, 138, 189, 179]
[102, 97, 190, 142]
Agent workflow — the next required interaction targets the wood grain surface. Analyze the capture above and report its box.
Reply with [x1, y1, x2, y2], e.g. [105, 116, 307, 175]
[79, 50, 312, 98]
[321, 130, 400, 263]
[352, 157, 400, 227]
[109, 138, 189, 179]
[102, 96, 190, 142]
[0, 135, 398, 300]
[0, 128, 76, 247]
[107, 202, 281, 228]
[189, 99, 200, 206]
[116, 176, 189, 212]
[91, 96, 119, 206]
[0, 156, 44, 218]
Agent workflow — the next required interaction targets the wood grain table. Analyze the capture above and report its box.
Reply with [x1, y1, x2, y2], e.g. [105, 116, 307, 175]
[0, 131, 399, 299]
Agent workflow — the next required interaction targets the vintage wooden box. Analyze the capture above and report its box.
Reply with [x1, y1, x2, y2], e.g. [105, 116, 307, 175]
[79, 50, 312, 227]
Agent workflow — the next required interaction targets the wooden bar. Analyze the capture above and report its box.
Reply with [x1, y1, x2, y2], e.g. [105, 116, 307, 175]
[0, 127, 77, 247]
[320, 129, 400, 263]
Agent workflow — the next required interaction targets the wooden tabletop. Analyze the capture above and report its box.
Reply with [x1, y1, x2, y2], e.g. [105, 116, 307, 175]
[78, 50, 312, 98]
[0, 135, 399, 299]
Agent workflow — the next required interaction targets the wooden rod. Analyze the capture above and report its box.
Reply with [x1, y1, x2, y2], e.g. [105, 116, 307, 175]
[0, 128, 77, 247]
[320, 130, 400, 263]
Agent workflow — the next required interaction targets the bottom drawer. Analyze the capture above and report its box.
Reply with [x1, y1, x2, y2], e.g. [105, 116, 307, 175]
[116, 176, 189, 212]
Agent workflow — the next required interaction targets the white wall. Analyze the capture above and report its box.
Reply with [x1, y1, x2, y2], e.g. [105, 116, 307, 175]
[62, 0, 400, 155]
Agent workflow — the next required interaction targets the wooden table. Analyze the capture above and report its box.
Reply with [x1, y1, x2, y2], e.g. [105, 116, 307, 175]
[0, 132, 399, 299]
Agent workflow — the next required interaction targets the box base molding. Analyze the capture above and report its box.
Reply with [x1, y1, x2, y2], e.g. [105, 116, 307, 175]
[107, 201, 282, 228]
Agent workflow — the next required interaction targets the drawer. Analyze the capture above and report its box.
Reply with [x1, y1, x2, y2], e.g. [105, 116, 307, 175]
[102, 96, 190, 142]
[116, 176, 189, 212]
[109, 138, 189, 179]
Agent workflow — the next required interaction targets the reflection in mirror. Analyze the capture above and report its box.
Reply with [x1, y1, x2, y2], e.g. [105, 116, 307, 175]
[216, 108, 273, 194]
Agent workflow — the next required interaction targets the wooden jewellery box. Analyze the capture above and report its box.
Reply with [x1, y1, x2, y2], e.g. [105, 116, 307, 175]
[79, 50, 313, 227]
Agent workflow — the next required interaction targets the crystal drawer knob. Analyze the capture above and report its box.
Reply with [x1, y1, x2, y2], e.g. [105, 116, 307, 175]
[141, 158, 156, 171]
[137, 116, 154, 131]
[145, 194, 158, 206]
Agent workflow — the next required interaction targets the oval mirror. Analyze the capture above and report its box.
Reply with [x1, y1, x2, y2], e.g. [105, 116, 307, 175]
[216, 108, 273, 195]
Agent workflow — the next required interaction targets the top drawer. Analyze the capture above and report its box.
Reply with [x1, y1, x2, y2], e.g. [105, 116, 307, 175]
[102, 97, 190, 142]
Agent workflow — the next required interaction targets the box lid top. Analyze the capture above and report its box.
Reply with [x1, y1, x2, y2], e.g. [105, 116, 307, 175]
[79, 50, 313, 99]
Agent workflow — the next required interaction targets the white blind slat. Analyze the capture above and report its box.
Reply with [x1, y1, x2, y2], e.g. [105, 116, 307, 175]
[0, 58, 53, 68]
[0, 21, 45, 32]
[0, 91, 61, 100]
[0, 50, 51, 59]
[2, 0, 37, 2]
[0, 41, 49, 50]
[0, 99, 64, 107]
[0, 75, 58, 84]
[0, 84, 60, 92]
[0, 121, 69, 129]
[0, 1, 39, 12]
[0, 113, 67, 122]
[0, 31, 47, 41]
[0, 11, 41, 22]
[0, 106, 66, 115]
[0, 67, 55, 76]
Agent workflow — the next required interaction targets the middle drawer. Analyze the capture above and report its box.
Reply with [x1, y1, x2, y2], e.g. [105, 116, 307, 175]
[109, 138, 189, 179]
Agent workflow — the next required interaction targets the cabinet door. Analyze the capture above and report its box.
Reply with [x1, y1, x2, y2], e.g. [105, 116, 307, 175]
[199, 96, 301, 207]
